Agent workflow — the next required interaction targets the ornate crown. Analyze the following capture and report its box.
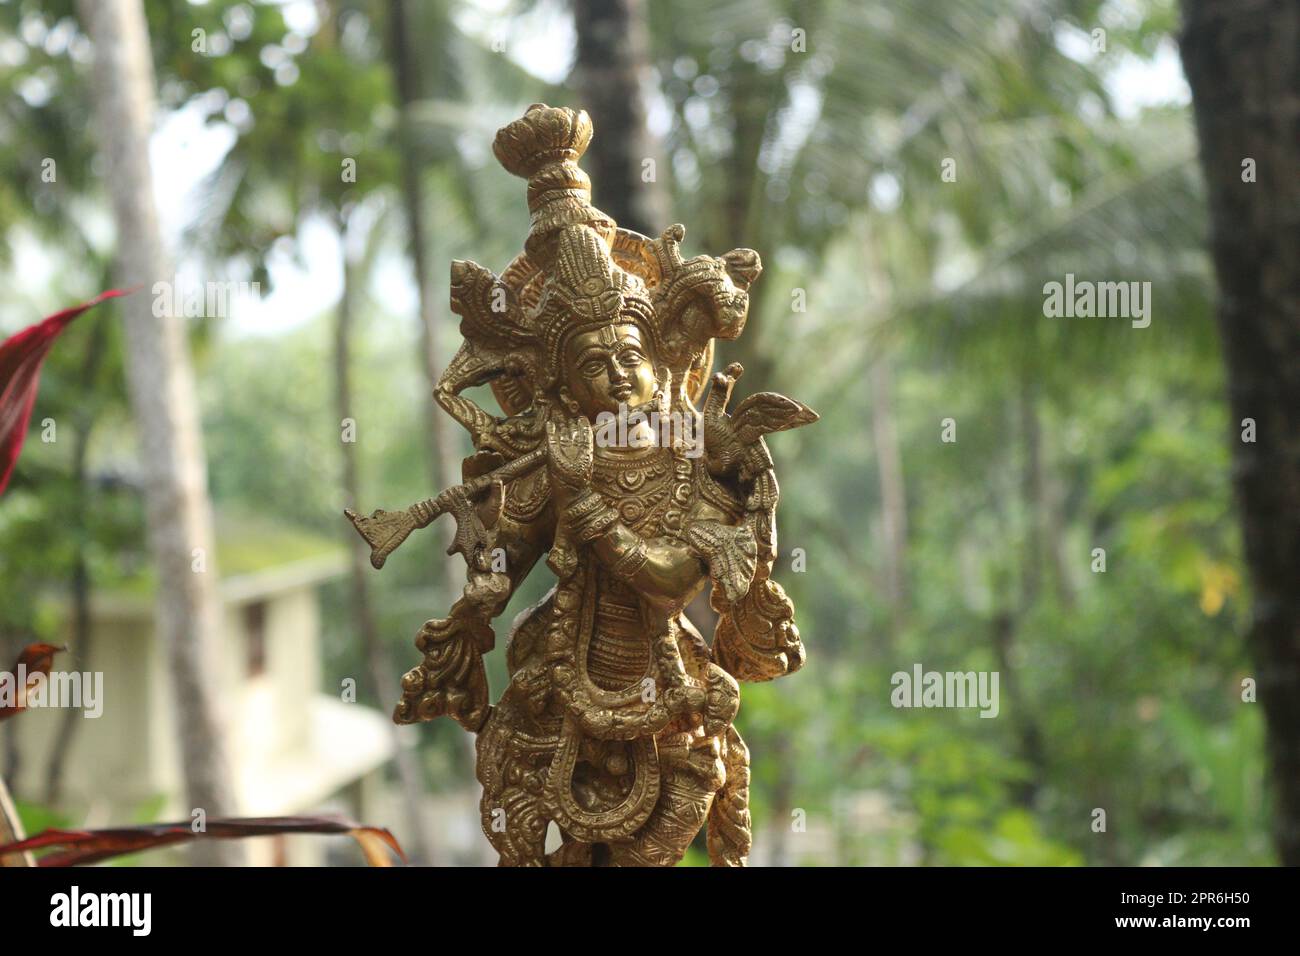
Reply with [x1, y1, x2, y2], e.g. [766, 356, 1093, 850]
[439, 103, 763, 432]
[493, 104, 615, 261]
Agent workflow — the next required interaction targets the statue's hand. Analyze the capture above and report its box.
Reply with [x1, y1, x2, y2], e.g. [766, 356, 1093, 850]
[545, 414, 594, 506]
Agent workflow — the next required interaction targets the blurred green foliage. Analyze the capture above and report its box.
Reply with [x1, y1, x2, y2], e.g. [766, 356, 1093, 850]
[0, 0, 1268, 864]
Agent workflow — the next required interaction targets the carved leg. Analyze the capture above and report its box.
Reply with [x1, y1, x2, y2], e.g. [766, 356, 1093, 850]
[479, 787, 547, 867]
[475, 696, 552, 867]
[707, 725, 752, 866]
[546, 834, 595, 866]
[606, 778, 714, 866]
[606, 736, 726, 866]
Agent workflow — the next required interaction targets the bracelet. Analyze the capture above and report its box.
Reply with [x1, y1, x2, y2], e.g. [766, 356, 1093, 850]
[565, 490, 618, 542]
[608, 537, 649, 579]
[564, 488, 605, 521]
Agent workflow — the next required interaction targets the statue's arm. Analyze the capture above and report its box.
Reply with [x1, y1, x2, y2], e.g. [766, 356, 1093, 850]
[576, 499, 745, 609]
[479, 519, 549, 620]
[588, 524, 705, 608]
[392, 510, 548, 732]
[547, 418, 755, 608]
[456, 512, 551, 633]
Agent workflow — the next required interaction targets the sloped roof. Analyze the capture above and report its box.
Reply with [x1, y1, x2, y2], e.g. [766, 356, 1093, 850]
[86, 509, 347, 620]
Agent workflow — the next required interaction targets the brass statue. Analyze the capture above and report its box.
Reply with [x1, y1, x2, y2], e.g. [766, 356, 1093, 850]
[347, 104, 816, 866]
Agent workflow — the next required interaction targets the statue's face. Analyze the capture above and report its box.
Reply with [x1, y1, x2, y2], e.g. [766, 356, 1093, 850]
[563, 324, 658, 417]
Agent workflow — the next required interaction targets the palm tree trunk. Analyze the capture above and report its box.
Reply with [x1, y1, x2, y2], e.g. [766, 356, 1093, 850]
[1020, 381, 1044, 609]
[43, 427, 94, 807]
[1180, 0, 1300, 864]
[571, 0, 668, 236]
[991, 611, 1046, 807]
[333, 232, 439, 866]
[45, 316, 109, 805]
[869, 358, 907, 641]
[385, 0, 461, 605]
[711, 61, 778, 396]
[861, 233, 907, 643]
[384, 0, 484, 824]
[77, 0, 242, 866]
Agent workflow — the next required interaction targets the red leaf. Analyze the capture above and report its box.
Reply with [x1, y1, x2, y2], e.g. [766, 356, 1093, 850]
[0, 642, 65, 721]
[0, 815, 407, 866]
[0, 289, 133, 495]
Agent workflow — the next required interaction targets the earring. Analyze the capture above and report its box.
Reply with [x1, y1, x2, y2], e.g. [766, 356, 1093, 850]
[656, 369, 674, 415]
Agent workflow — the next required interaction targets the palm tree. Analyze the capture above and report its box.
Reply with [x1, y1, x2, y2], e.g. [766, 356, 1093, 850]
[386, 0, 463, 604]
[1180, 0, 1300, 865]
[571, 0, 669, 235]
[75, 0, 243, 866]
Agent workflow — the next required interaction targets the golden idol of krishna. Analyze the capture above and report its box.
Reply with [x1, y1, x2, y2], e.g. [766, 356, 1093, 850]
[347, 103, 817, 866]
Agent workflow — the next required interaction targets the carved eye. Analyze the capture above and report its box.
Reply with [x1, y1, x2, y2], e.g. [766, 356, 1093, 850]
[617, 349, 645, 367]
[581, 360, 605, 378]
